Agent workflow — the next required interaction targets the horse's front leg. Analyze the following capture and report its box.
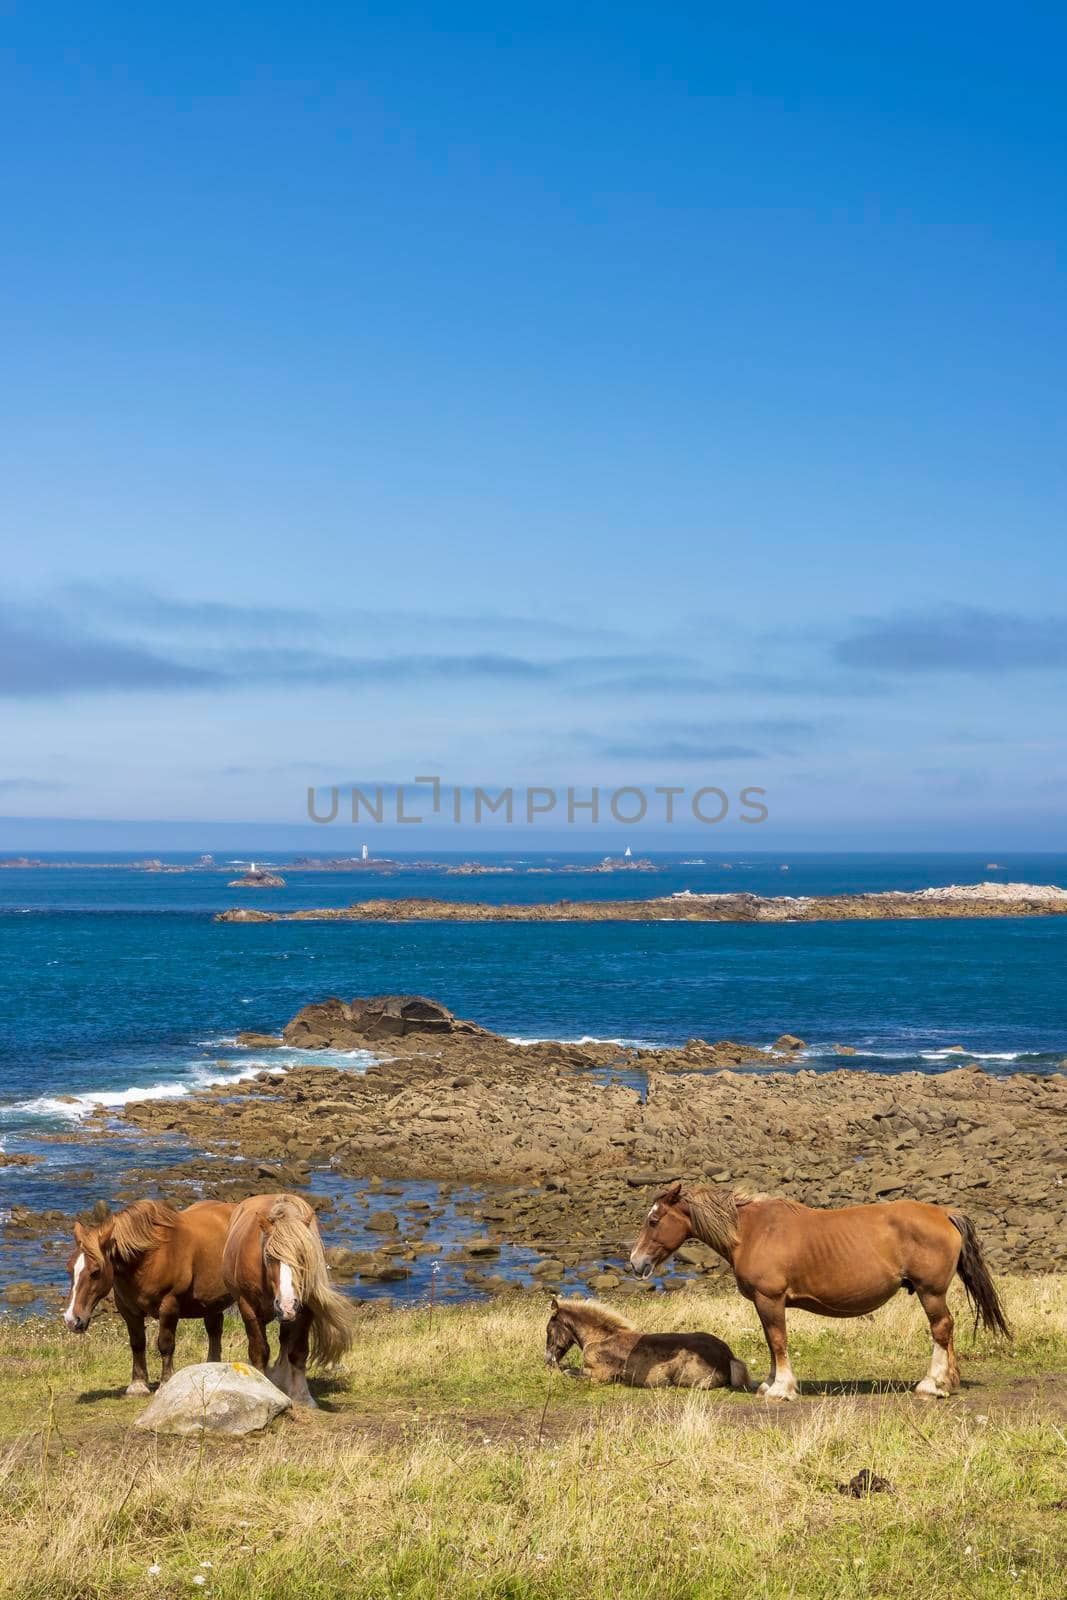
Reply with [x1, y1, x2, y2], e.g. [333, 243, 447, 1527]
[274, 1312, 317, 1408]
[238, 1296, 271, 1372]
[204, 1308, 224, 1364]
[753, 1292, 798, 1400]
[156, 1298, 180, 1385]
[120, 1308, 150, 1396]
[915, 1288, 959, 1398]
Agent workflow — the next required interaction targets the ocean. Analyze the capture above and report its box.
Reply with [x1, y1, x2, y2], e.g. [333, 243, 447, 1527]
[3, 851, 1066, 1299]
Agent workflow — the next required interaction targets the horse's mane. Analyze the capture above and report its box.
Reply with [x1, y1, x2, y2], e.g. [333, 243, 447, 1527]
[554, 1297, 635, 1334]
[679, 1184, 790, 1255]
[262, 1196, 329, 1307]
[85, 1199, 181, 1264]
[261, 1194, 354, 1366]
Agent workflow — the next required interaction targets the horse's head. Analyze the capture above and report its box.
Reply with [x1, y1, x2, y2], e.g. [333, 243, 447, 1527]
[64, 1218, 115, 1332]
[628, 1182, 692, 1278]
[544, 1296, 577, 1368]
[259, 1205, 302, 1322]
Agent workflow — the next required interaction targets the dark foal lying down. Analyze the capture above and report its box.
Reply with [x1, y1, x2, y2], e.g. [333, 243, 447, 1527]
[545, 1296, 752, 1390]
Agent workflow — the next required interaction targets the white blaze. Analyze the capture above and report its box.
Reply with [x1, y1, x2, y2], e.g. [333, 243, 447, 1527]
[277, 1262, 297, 1318]
[64, 1253, 85, 1328]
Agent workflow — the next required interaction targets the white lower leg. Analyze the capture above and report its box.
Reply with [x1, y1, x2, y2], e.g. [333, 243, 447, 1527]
[916, 1341, 951, 1397]
[761, 1357, 799, 1400]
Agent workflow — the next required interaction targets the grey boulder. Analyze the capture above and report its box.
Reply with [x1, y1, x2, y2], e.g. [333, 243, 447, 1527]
[134, 1362, 292, 1436]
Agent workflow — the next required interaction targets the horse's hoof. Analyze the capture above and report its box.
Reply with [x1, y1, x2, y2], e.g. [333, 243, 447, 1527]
[761, 1384, 798, 1402]
[757, 1381, 770, 1395]
[125, 1380, 150, 1397]
[915, 1379, 948, 1399]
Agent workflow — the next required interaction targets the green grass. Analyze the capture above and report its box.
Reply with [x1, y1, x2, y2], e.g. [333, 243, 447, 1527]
[1, 1277, 1065, 1598]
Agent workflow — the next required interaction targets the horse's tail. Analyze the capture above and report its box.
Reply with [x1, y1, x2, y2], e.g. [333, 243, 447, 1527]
[728, 1355, 754, 1392]
[950, 1213, 1011, 1337]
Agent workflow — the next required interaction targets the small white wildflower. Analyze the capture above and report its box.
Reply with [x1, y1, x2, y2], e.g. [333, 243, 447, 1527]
[148, 1564, 161, 1577]
[975, 1414, 989, 1424]
[191, 1578, 206, 1588]
[199, 1562, 213, 1570]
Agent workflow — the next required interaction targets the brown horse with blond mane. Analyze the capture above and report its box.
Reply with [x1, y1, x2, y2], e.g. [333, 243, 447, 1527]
[629, 1184, 1009, 1400]
[64, 1199, 234, 1394]
[222, 1193, 356, 1407]
[546, 1296, 752, 1390]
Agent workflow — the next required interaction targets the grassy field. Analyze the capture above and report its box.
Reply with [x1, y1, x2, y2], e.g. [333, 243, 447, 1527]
[1, 1278, 1065, 1599]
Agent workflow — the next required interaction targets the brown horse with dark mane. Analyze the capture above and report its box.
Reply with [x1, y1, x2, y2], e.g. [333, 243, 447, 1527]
[546, 1296, 752, 1390]
[222, 1193, 356, 1407]
[629, 1184, 1009, 1400]
[64, 1199, 234, 1394]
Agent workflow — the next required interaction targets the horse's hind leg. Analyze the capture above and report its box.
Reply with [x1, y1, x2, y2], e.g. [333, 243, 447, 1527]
[753, 1293, 798, 1401]
[915, 1288, 959, 1398]
[204, 1309, 224, 1364]
[121, 1309, 150, 1396]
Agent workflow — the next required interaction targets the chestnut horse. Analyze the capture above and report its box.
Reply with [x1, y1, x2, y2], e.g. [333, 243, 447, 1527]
[64, 1199, 234, 1394]
[222, 1193, 355, 1407]
[545, 1296, 752, 1390]
[629, 1184, 1009, 1400]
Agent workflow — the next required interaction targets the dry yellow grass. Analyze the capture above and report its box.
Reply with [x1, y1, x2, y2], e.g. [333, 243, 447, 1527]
[1, 1275, 1065, 1598]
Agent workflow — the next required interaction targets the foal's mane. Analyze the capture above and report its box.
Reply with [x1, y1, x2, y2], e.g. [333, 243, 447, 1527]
[262, 1195, 329, 1306]
[554, 1297, 635, 1334]
[85, 1199, 181, 1264]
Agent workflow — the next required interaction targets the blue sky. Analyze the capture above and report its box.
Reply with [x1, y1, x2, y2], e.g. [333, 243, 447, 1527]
[1, 2, 1065, 847]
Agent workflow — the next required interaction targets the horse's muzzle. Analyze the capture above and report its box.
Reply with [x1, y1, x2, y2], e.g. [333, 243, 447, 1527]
[64, 1313, 89, 1333]
[628, 1253, 655, 1279]
[274, 1300, 300, 1323]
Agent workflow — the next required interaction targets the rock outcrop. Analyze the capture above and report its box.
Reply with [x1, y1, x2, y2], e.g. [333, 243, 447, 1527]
[282, 994, 487, 1049]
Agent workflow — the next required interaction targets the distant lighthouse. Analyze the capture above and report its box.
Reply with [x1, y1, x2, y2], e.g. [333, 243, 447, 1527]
[361, 843, 369, 862]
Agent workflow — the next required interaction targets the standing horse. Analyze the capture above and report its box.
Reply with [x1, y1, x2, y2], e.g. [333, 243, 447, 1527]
[222, 1194, 355, 1407]
[629, 1183, 1009, 1400]
[545, 1296, 752, 1390]
[64, 1199, 234, 1395]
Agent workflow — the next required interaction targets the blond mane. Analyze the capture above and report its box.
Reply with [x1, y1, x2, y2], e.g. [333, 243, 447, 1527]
[261, 1195, 355, 1366]
[680, 1185, 779, 1256]
[553, 1297, 635, 1335]
[84, 1199, 180, 1264]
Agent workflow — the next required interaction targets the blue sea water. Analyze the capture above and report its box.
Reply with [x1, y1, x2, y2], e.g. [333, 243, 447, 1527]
[2, 852, 1065, 1301]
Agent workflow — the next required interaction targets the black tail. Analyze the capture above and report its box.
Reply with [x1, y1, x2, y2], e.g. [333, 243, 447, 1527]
[950, 1213, 1011, 1337]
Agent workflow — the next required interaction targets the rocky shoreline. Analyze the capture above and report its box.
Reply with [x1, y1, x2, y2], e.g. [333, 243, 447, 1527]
[107, 995, 1067, 1293]
[215, 882, 1067, 924]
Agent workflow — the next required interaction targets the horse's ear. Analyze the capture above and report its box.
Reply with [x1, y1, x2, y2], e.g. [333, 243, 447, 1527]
[549, 1295, 559, 1312]
[97, 1219, 115, 1255]
[258, 1214, 272, 1235]
[73, 1220, 85, 1244]
[663, 1181, 683, 1205]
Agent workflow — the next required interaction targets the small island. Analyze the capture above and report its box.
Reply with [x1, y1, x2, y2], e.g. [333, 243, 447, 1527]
[215, 881, 1067, 924]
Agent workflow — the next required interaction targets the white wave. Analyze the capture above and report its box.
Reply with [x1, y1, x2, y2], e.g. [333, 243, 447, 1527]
[920, 1049, 1023, 1062]
[507, 1034, 664, 1050]
[6, 1046, 374, 1123]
